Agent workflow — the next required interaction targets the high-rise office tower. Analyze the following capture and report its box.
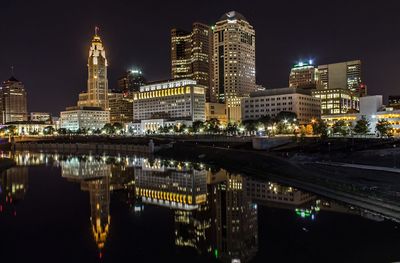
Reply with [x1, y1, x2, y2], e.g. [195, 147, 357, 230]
[78, 27, 109, 110]
[312, 60, 363, 115]
[289, 60, 318, 90]
[317, 60, 365, 96]
[213, 11, 256, 121]
[117, 69, 146, 93]
[0, 76, 28, 124]
[171, 23, 213, 101]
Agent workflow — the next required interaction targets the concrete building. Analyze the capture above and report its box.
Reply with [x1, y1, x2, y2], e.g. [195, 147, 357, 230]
[312, 88, 359, 115]
[0, 76, 28, 124]
[242, 88, 320, 124]
[78, 27, 109, 110]
[134, 158, 207, 210]
[30, 112, 51, 122]
[322, 95, 400, 136]
[312, 60, 364, 116]
[317, 60, 364, 96]
[60, 106, 110, 132]
[108, 92, 133, 124]
[213, 11, 256, 121]
[171, 23, 213, 101]
[289, 61, 318, 90]
[130, 79, 206, 133]
[205, 102, 227, 124]
[5, 121, 54, 135]
[388, 95, 400, 109]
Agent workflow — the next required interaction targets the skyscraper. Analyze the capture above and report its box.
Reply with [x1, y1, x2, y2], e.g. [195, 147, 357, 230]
[213, 11, 256, 121]
[171, 23, 213, 101]
[289, 60, 318, 90]
[117, 69, 146, 93]
[78, 27, 109, 110]
[0, 76, 28, 124]
[317, 60, 365, 96]
[312, 60, 363, 115]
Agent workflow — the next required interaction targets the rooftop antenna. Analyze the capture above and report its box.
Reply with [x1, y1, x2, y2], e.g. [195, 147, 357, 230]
[95, 26, 99, 36]
[10, 65, 14, 76]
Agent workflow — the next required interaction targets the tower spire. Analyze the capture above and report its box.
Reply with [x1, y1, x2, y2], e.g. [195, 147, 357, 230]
[95, 26, 99, 36]
[10, 65, 14, 76]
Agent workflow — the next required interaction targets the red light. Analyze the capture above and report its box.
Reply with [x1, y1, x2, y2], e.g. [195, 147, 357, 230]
[99, 252, 102, 259]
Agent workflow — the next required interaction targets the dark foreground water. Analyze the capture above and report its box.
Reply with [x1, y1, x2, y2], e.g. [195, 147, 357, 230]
[0, 152, 400, 263]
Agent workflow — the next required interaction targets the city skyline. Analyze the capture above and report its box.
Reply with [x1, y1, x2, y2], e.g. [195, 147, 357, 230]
[1, 1, 400, 115]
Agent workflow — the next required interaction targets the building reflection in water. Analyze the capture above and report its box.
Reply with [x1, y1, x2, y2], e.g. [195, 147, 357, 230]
[0, 167, 29, 216]
[3, 151, 395, 262]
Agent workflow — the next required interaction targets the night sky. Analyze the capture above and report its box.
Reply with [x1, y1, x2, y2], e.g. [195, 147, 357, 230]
[1, 0, 400, 115]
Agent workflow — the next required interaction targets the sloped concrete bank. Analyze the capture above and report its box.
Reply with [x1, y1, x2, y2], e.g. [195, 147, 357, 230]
[157, 142, 400, 220]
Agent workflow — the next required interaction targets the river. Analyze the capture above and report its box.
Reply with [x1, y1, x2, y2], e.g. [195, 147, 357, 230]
[0, 151, 399, 262]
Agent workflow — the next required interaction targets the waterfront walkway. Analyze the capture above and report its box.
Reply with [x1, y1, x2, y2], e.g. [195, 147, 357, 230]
[314, 161, 400, 174]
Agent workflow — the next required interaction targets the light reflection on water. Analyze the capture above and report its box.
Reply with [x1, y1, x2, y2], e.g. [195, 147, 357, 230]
[1, 151, 399, 262]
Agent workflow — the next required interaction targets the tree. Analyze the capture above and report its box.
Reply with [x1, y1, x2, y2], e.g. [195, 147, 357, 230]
[205, 118, 221, 133]
[102, 123, 115, 134]
[275, 111, 297, 123]
[6, 125, 17, 136]
[192, 121, 205, 133]
[353, 116, 370, 135]
[312, 119, 328, 138]
[57, 128, 68, 135]
[43, 126, 55, 135]
[225, 122, 238, 134]
[332, 120, 349, 136]
[376, 119, 392, 137]
[113, 123, 124, 134]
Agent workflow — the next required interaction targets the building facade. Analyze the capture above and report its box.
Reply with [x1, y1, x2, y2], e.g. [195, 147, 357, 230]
[30, 112, 51, 122]
[108, 92, 133, 124]
[0, 77, 28, 124]
[60, 106, 110, 132]
[132, 79, 206, 123]
[213, 11, 256, 121]
[78, 28, 109, 110]
[289, 61, 318, 90]
[312, 88, 359, 115]
[171, 23, 213, 101]
[205, 102, 227, 124]
[242, 88, 320, 124]
[317, 60, 365, 97]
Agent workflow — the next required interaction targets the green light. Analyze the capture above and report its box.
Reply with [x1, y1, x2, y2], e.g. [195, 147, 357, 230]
[214, 249, 218, 258]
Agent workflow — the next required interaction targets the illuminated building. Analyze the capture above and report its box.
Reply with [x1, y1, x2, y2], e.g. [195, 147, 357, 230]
[245, 179, 315, 206]
[312, 88, 359, 115]
[60, 106, 110, 132]
[242, 87, 320, 124]
[130, 79, 206, 133]
[209, 172, 258, 263]
[388, 95, 400, 109]
[5, 121, 55, 135]
[312, 60, 364, 116]
[289, 60, 318, 90]
[60, 156, 112, 180]
[30, 112, 51, 123]
[0, 76, 28, 124]
[213, 11, 256, 121]
[78, 27, 109, 110]
[134, 158, 207, 210]
[117, 69, 146, 93]
[108, 92, 133, 124]
[205, 102, 227, 124]
[171, 23, 213, 101]
[322, 95, 400, 136]
[0, 167, 29, 216]
[81, 177, 110, 252]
